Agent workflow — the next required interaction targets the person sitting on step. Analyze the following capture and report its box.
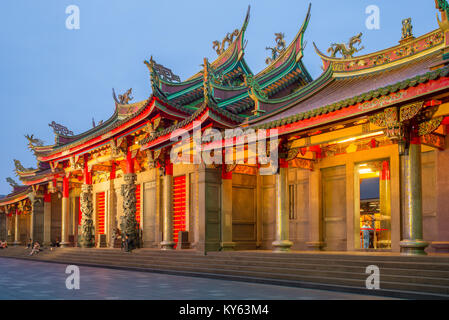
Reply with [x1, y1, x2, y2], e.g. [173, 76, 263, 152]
[29, 241, 41, 256]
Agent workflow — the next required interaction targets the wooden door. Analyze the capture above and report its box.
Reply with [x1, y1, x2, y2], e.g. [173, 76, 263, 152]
[322, 166, 347, 251]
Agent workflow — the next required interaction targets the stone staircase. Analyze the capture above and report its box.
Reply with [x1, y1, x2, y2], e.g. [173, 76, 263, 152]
[1, 247, 449, 299]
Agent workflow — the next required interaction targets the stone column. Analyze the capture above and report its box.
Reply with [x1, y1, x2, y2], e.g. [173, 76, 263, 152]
[121, 173, 139, 249]
[60, 174, 70, 247]
[272, 159, 293, 251]
[400, 134, 428, 255]
[13, 213, 20, 245]
[220, 166, 235, 251]
[79, 184, 95, 247]
[160, 161, 175, 250]
[29, 198, 34, 242]
[43, 192, 52, 246]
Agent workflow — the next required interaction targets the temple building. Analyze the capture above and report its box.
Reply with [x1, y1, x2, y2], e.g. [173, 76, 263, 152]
[2, 2, 449, 256]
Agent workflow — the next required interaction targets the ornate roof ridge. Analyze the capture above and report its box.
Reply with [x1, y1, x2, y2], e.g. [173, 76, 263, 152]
[251, 64, 449, 130]
[35, 94, 195, 159]
[313, 28, 445, 75]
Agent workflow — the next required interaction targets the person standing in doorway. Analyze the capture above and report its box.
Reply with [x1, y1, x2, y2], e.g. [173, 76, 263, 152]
[361, 221, 371, 249]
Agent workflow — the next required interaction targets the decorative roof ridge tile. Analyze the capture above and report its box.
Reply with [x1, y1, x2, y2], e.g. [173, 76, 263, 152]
[314, 28, 444, 74]
[37, 95, 155, 156]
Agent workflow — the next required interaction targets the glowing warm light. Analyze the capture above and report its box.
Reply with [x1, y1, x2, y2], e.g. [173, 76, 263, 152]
[336, 131, 384, 144]
[359, 168, 373, 174]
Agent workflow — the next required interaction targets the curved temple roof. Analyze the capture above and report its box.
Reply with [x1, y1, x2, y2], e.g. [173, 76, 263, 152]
[7, 2, 449, 191]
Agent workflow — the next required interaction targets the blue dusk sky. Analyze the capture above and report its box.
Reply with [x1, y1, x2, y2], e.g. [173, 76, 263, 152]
[0, 0, 441, 195]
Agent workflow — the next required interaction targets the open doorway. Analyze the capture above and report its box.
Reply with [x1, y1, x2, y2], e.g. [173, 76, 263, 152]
[355, 160, 391, 250]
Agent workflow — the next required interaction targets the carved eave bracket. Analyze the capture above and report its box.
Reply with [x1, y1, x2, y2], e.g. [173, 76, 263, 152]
[369, 101, 444, 154]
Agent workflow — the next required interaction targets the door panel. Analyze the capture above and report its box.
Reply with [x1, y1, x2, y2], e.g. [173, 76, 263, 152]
[322, 166, 347, 251]
[143, 181, 157, 247]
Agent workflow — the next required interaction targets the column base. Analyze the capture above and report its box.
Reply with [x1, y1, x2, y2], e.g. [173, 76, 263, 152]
[272, 240, 293, 252]
[60, 242, 70, 248]
[400, 240, 429, 256]
[220, 242, 236, 251]
[12, 241, 21, 246]
[306, 241, 325, 251]
[431, 241, 449, 253]
[160, 241, 175, 250]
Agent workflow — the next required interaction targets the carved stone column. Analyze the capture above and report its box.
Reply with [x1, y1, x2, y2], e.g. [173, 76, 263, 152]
[121, 173, 139, 249]
[79, 184, 95, 248]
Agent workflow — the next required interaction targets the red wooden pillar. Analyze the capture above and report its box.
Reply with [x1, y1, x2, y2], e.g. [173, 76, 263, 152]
[126, 148, 134, 174]
[110, 161, 116, 180]
[83, 154, 92, 185]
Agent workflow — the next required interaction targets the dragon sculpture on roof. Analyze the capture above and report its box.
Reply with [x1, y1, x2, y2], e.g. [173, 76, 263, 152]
[327, 32, 364, 59]
[213, 29, 239, 55]
[265, 33, 287, 65]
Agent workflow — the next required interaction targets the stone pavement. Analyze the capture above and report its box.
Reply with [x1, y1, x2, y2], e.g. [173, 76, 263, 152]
[0, 257, 394, 300]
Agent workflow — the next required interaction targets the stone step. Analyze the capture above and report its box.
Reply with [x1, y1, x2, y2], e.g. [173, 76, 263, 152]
[19, 255, 449, 296]
[21, 252, 449, 289]
[2, 248, 449, 297]
[41, 251, 449, 280]
[45, 250, 449, 275]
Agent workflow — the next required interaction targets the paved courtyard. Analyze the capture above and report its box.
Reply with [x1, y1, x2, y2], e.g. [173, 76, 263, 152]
[0, 257, 393, 300]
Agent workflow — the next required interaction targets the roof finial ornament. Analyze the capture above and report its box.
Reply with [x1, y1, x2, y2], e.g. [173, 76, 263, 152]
[202, 58, 214, 104]
[143, 57, 161, 93]
[327, 32, 364, 59]
[24, 134, 44, 150]
[212, 29, 239, 56]
[265, 33, 286, 65]
[436, 0, 449, 30]
[401, 18, 414, 42]
[13, 159, 33, 174]
[48, 121, 74, 136]
[145, 57, 181, 83]
[117, 88, 133, 105]
[6, 177, 19, 188]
